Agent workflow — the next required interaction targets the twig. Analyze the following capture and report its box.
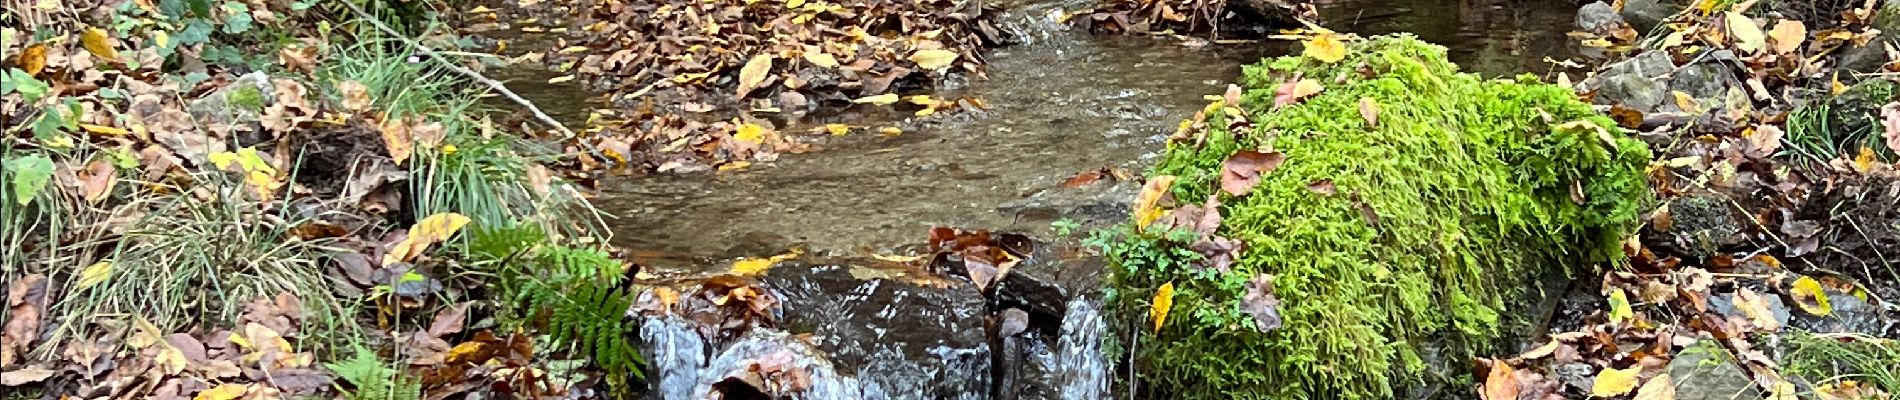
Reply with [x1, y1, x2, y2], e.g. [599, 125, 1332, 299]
[338, 1, 579, 141]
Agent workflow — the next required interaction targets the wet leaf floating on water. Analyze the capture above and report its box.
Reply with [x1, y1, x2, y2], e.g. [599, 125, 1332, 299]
[80, 26, 118, 61]
[1481, 360, 1518, 400]
[1302, 32, 1347, 63]
[1133, 175, 1176, 232]
[1220, 151, 1286, 196]
[1726, 11, 1765, 53]
[730, 250, 801, 276]
[383, 213, 472, 266]
[1788, 276, 1832, 316]
[852, 93, 900, 105]
[1240, 274, 1282, 332]
[1590, 365, 1642, 397]
[736, 54, 773, 99]
[1150, 281, 1175, 333]
[1273, 78, 1322, 108]
[1767, 19, 1806, 54]
[909, 49, 959, 71]
[1632, 373, 1676, 400]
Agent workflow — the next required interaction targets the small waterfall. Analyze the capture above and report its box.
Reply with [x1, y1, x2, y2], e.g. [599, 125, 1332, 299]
[1052, 298, 1109, 400]
[639, 315, 707, 400]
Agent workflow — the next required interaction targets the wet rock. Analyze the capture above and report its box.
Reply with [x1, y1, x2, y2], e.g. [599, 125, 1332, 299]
[1664, 340, 1762, 400]
[1549, 362, 1596, 394]
[1786, 288, 1894, 335]
[1585, 51, 1674, 113]
[1585, 49, 1741, 124]
[1661, 194, 1749, 260]
[1577, 2, 1626, 33]
[188, 71, 273, 143]
[1709, 289, 1793, 328]
[1839, 1, 1900, 74]
[1620, 0, 1681, 33]
[696, 329, 862, 399]
[764, 262, 991, 399]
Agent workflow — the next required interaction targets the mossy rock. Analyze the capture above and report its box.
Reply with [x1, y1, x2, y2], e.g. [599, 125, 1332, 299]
[1101, 35, 1651, 399]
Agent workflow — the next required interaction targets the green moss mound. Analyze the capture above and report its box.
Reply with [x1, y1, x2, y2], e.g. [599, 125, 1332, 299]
[1101, 35, 1651, 399]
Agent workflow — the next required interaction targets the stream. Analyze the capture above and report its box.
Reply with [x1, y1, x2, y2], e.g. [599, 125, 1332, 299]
[487, 0, 1591, 398]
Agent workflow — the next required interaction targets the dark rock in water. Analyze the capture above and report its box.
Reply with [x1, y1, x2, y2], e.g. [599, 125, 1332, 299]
[1664, 340, 1762, 400]
[1620, 0, 1681, 33]
[1577, 1, 1626, 33]
[764, 262, 992, 399]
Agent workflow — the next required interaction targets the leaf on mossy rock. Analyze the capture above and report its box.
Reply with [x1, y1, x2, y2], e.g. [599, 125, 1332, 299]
[1241, 273, 1282, 332]
[1220, 151, 1285, 196]
[1273, 79, 1322, 108]
[1301, 33, 1347, 63]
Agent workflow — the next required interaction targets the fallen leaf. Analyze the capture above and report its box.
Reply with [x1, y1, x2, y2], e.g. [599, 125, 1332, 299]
[17, 44, 45, 75]
[77, 159, 115, 204]
[803, 50, 839, 68]
[81, 26, 119, 61]
[8, 155, 53, 206]
[77, 261, 113, 289]
[824, 123, 849, 135]
[1220, 151, 1286, 196]
[730, 250, 801, 276]
[1607, 288, 1633, 325]
[382, 213, 472, 266]
[1132, 176, 1176, 232]
[735, 122, 767, 144]
[1727, 11, 1765, 53]
[1302, 32, 1347, 63]
[1767, 19, 1806, 54]
[1632, 373, 1676, 400]
[338, 81, 372, 112]
[0, 365, 56, 386]
[1789, 276, 1833, 316]
[736, 54, 773, 98]
[1881, 103, 1900, 155]
[909, 49, 958, 71]
[1305, 179, 1336, 195]
[1150, 281, 1174, 332]
[1483, 361, 1519, 400]
[1854, 147, 1877, 173]
[1273, 79, 1323, 108]
[379, 117, 413, 164]
[1745, 125, 1783, 158]
[427, 302, 471, 338]
[1734, 287, 1782, 331]
[1591, 365, 1642, 397]
[194, 383, 248, 400]
[1358, 97, 1379, 128]
[1240, 273, 1281, 332]
[852, 93, 900, 105]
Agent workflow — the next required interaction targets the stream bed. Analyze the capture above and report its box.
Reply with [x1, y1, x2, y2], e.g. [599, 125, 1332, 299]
[486, 0, 1591, 398]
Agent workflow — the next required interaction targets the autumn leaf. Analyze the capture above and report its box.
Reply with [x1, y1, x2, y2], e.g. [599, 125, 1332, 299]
[78, 159, 115, 204]
[909, 49, 958, 71]
[383, 213, 472, 266]
[736, 54, 773, 98]
[194, 383, 249, 400]
[1854, 147, 1877, 173]
[1789, 276, 1833, 316]
[1220, 151, 1286, 196]
[154, 339, 188, 375]
[1302, 32, 1347, 63]
[379, 117, 414, 165]
[1150, 281, 1174, 332]
[1767, 19, 1806, 54]
[1591, 365, 1642, 397]
[1726, 11, 1765, 53]
[824, 123, 849, 135]
[1273, 79, 1323, 108]
[735, 122, 767, 144]
[1132, 175, 1176, 232]
[1607, 288, 1633, 325]
[76, 261, 113, 289]
[17, 44, 45, 75]
[803, 50, 839, 68]
[1881, 103, 1900, 155]
[1358, 97, 1379, 128]
[1240, 274, 1282, 332]
[1633, 373, 1676, 400]
[1482, 361, 1519, 400]
[1734, 287, 1782, 331]
[730, 250, 802, 275]
[339, 81, 372, 112]
[852, 93, 900, 105]
[81, 27, 120, 61]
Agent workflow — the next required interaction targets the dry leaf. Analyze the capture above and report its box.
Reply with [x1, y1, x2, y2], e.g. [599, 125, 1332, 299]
[1726, 11, 1765, 53]
[1632, 373, 1676, 400]
[1302, 33, 1347, 63]
[17, 44, 46, 75]
[803, 49, 839, 68]
[1358, 97, 1379, 128]
[1767, 19, 1806, 54]
[1150, 281, 1174, 332]
[338, 81, 372, 112]
[1483, 361, 1519, 400]
[1273, 79, 1323, 108]
[1789, 276, 1833, 316]
[1591, 365, 1642, 397]
[81, 27, 119, 61]
[735, 122, 767, 144]
[1734, 287, 1782, 331]
[909, 49, 958, 71]
[1133, 175, 1177, 232]
[1240, 273, 1281, 332]
[736, 54, 773, 98]
[1220, 151, 1286, 196]
[194, 383, 249, 400]
[730, 250, 801, 275]
[382, 213, 472, 266]
[0, 365, 56, 386]
[76, 261, 113, 289]
[852, 93, 900, 105]
[379, 117, 413, 165]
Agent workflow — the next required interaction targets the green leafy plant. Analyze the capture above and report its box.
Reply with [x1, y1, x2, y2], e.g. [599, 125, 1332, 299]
[325, 346, 422, 400]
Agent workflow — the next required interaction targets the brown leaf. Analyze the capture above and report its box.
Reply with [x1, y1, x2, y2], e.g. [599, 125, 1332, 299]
[1240, 273, 1282, 332]
[1272, 79, 1323, 108]
[379, 117, 413, 165]
[2, 274, 49, 367]
[0, 364, 57, 386]
[1305, 179, 1336, 195]
[1744, 125, 1783, 159]
[78, 159, 116, 204]
[18, 44, 46, 76]
[1062, 170, 1105, 188]
[1220, 151, 1285, 196]
[1482, 360, 1520, 400]
[1881, 103, 1900, 155]
[736, 54, 774, 99]
[426, 302, 471, 338]
[1633, 373, 1676, 400]
[1358, 97, 1379, 128]
[338, 81, 372, 112]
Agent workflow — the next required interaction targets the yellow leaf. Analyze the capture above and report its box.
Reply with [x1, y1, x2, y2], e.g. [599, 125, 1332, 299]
[194, 384, 248, 400]
[1671, 91, 1701, 113]
[1302, 33, 1348, 63]
[77, 261, 113, 289]
[1766, 19, 1806, 54]
[877, 126, 902, 136]
[1132, 176, 1176, 232]
[547, 75, 575, 84]
[154, 342, 187, 375]
[1607, 288, 1633, 325]
[824, 123, 849, 135]
[803, 51, 839, 68]
[871, 254, 921, 263]
[380, 118, 414, 165]
[1591, 365, 1642, 397]
[1854, 147, 1878, 172]
[909, 49, 959, 71]
[18, 43, 46, 75]
[1790, 276, 1833, 316]
[735, 122, 766, 144]
[736, 54, 773, 98]
[1726, 11, 1765, 53]
[1150, 282, 1174, 332]
[852, 93, 900, 105]
[1632, 373, 1676, 400]
[1832, 73, 1849, 95]
[1767, 380, 1797, 400]
[81, 27, 119, 61]
[672, 72, 712, 84]
[786, 0, 805, 8]
[382, 213, 472, 266]
[80, 123, 128, 136]
[730, 250, 802, 275]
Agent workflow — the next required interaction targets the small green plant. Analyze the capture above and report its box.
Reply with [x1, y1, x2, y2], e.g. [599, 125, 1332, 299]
[325, 346, 422, 400]
[479, 242, 645, 394]
[1787, 78, 1898, 162]
[1782, 332, 1900, 396]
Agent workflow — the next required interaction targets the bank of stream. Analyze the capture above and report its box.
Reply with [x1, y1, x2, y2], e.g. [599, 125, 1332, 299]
[485, 0, 1591, 398]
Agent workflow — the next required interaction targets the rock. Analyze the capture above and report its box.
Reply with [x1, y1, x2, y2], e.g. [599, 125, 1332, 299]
[1586, 50, 1742, 125]
[1585, 51, 1675, 113]
[1620, 0, 1681, 33]
[1549, 362, 1596, 394]
[1664, 340, 1762, 400]
[1787, 288, 1895, 335]
[1661, 194, 1748, 259]
[764, 262, 992, 399]
[1577, 1, 1626, 33]
[187, 71, 274, 143]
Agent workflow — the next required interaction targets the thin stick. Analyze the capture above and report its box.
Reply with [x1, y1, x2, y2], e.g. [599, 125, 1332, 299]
[339, 1, 576, 140]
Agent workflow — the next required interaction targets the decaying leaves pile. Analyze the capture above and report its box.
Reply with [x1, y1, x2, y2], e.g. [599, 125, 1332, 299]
[466, 0, 1007, 172]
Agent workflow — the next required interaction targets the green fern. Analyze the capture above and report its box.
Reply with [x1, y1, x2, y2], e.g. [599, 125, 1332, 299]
[493, 245, 646, 393]
[325, 346, 421, 400]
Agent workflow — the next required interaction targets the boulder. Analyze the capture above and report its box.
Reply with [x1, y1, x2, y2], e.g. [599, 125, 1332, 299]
[1577, 1, 1627, 33]
[1620, 0, 1682, 33]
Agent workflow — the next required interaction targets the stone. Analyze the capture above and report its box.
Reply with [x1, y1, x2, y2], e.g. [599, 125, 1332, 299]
[1620, 0, 1682, 33]
[1787, 288, 1895, 336]
[1664, 340, 1762, 400]
[187, 71, 274, 143]
[1585, 51, 1675, 113]
[764, 262, 992, 399]
[1577, 1, 1626, 33]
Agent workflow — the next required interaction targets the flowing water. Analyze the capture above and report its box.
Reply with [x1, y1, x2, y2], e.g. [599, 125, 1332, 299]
[490, 0, 1591, 398]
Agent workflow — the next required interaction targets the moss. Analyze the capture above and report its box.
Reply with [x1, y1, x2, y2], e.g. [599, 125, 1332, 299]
[228, 85, 266, 112]
[1102, 35, 1650, 399]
